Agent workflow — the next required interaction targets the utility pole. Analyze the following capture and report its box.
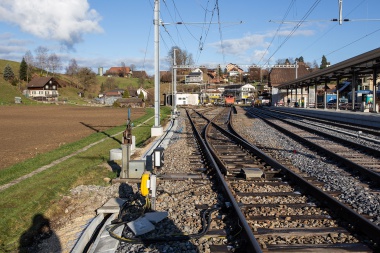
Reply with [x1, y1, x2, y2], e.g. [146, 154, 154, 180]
[151, 0, 163, 137]
[173, 49, 177, 114]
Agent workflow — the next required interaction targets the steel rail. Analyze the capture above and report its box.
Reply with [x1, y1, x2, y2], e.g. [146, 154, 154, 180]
[265, 107, 380, 135]
[249, 108, 380, 184]
[185, 109, 263, 253]
[227, 107, 380, 247]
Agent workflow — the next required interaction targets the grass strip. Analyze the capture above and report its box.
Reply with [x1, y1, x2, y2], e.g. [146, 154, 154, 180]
[0, 106, 171, 251]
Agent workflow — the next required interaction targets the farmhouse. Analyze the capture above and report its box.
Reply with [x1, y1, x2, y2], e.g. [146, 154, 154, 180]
[105, 67, 131, 77]
[26, 77, 61, 102]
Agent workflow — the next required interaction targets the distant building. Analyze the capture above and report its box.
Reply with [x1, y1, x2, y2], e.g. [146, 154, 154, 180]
[164, 92, 199, 106]
[185, 68, 203, 85]
[103, 89, 124, 105]
[98, 67, 103, 76]
[105, 67, 131, 77]
[269, 62, 311, 105]
[136, 87, 148, 100]
[26, 77, 60, 102]
[223, 84, 255, 104]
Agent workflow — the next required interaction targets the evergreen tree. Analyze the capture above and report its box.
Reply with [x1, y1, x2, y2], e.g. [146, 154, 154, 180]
[320, 55, 328, 69]
[123, 89, 130, 98]
[19, 58, 28, 81]
[3, 64, 15, 82]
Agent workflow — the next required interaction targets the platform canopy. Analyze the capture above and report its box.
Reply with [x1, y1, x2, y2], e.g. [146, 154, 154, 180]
[277, 47, 380, 89]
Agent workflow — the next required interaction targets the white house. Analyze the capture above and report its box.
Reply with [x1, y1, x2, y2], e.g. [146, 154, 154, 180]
[26, 77, 60, 102]
[185, 68, 203, 85]
[136, 87, 148, 100]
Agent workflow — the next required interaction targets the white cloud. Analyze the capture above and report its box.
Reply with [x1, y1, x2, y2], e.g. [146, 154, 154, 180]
[0, 33, 32, 60]
[0, 0, 103, 49]
[209, 29, 315, 58]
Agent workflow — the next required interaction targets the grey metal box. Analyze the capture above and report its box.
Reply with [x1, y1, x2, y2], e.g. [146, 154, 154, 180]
[128, 160, 146, 178]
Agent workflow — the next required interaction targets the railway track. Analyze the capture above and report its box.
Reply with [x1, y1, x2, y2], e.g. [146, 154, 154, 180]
[190, 106, 379, 252]
[265, 107, 380, 137]
[78, 106, 379, 252]
[245, 107, 380, 185]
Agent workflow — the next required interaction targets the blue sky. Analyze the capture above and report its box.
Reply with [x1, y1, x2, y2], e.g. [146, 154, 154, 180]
[0, 0, 379, 75]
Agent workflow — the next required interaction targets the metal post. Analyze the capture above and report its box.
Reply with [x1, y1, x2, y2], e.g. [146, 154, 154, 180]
[121, 144, 130, 178]
[324, 81, 328, 109]
[373, 68, 378, 113]
[315, 83, 318, 109]
[121, 108, 133, 178]
[173, 49, 177, 114]
[336, 78, 340, 111]
[352, 71, 356, 110]
[152, 0, 163, 136]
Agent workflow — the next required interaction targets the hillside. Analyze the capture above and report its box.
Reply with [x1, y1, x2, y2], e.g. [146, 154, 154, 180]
[0, 58, 160, 105]
[0, 59, 20, 77]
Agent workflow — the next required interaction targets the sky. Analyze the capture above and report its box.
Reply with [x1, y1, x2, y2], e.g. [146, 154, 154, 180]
[0, 0, 380, 75]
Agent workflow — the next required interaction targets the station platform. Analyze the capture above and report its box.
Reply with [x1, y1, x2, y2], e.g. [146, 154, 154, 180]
[270, 107, 380, 128]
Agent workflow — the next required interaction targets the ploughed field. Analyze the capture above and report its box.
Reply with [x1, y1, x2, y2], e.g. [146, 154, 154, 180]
[0, 105, 145, 170]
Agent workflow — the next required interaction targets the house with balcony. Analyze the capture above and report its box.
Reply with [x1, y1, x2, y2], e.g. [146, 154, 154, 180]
[26, 77, 60, 102]
[185, 68, 203, 85]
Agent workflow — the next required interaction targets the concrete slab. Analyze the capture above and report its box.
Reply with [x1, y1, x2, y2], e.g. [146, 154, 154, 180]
[97, 198, 127, 214]
[144, 211, 168, 224]
[127, 217, 155, 236]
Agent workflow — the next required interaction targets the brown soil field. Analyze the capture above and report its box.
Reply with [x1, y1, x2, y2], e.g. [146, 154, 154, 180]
[0, 105, 146, 170]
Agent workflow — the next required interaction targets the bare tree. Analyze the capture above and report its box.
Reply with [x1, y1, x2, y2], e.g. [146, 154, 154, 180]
[65, 58, 79, 87]
[34, 46, 49, 75]
[167, 46, 194, 67]
[48, 53, 62, 76]
[77, 67, 97, 92]
[120, 62, 127, 77]
[105, 77, 117, 90]
[130, 64, 136, 72]
[24, 50, 34, 82]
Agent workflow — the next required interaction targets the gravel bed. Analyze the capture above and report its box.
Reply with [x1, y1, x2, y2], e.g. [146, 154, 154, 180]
[236, 107, 380, 226]
[244, 206, 329, 216]
[265, 110, 380, 150]
[117, 108, 229, 253]
[230, 182, 293, 193]
[249, 218, 339, 230]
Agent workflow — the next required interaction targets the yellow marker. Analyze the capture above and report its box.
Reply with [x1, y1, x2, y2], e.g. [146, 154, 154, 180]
[140, 171, 150, 197]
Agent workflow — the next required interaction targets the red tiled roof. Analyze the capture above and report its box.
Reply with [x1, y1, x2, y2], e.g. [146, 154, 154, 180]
[107, 67, 131, 74]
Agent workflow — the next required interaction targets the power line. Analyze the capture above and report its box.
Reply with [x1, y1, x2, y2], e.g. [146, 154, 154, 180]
[216, 0, 226, 63]
[264, 0, 321, 65]
[258, 0, 296, 65]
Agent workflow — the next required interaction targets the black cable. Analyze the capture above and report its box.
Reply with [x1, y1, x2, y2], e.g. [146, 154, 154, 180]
[107, 207, 220, 244]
